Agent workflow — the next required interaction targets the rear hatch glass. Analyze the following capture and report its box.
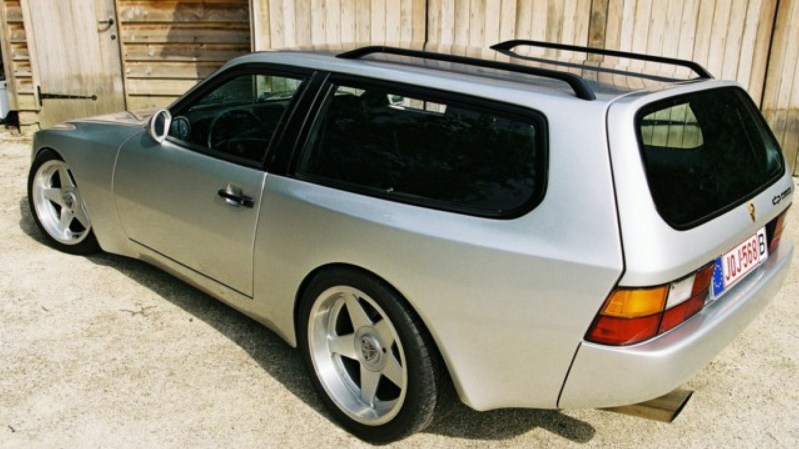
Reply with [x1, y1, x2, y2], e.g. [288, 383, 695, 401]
[636, 87, 784, 228]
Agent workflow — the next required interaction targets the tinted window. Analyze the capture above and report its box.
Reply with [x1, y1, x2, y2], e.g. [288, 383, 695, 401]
[638, 87, 784, 228]
[296, 82, 546, 217]
[169, 73, 305, 163]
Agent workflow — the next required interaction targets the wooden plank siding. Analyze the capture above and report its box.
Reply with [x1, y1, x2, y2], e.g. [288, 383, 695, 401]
[762, 0, 799, 173]
[116, 0, 251, 111]
[0, 0, 38, 133]
[0, 0, 796, 171]
[426, 0, 591, 49]
[249, 0, 426, 51]
[588, 0, 777, 105]
[423, 1, 777, 105]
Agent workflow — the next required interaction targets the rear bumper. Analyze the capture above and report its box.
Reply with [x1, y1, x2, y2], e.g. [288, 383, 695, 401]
[558, 242, 793, 409]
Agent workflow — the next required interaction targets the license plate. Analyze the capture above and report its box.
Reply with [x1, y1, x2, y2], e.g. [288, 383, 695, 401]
[711, 228, 768, 299]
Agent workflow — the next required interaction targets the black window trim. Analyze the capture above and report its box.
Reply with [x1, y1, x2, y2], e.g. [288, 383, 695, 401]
[287, 73, 550, 219]
[634, 86, 787, 230]
[165, 63, 317, 171]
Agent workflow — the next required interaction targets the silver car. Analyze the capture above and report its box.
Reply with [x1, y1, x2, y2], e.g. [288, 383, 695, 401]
[26, 42, 794, 441]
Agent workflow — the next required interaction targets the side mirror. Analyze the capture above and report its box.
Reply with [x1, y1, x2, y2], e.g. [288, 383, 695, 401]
[148, 108, 172, 143]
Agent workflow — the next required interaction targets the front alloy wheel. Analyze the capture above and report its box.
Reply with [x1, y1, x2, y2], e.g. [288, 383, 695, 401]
[28, 150, 100, 254]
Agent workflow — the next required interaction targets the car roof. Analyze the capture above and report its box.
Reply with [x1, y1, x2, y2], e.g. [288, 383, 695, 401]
[226, 43, 716, 105]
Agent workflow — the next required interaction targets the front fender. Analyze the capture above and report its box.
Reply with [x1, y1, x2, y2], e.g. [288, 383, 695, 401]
[32, 123, 144, 256]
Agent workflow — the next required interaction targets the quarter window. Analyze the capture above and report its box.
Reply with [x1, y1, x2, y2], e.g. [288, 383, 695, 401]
[296, 82, 546, 217]
[168, 73, 305, 163]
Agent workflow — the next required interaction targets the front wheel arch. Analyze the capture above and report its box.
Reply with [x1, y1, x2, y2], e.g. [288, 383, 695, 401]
[27, 147, 100, 255]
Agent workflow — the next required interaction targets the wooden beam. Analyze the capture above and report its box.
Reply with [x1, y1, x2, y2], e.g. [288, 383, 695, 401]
[125, 61, 222, 79]
[118, 1, 249, 23]
[0, 0, 19, 109]
[121, 24, 250, 44]
[249, 0, 270, 51]
[123, 43, 249, 62]
[125, 94, 179, 111]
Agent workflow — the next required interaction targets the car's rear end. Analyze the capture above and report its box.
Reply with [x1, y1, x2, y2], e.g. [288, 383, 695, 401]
[559, 80, 794, 408]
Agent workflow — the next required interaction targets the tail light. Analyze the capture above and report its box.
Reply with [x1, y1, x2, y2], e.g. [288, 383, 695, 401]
[767, 209, 788, 253]
[587, 264, 714, 346]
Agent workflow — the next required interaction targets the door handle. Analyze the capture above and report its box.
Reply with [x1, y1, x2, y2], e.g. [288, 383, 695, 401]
[97, 17, 114, 31]
[97, 17, 115, 31]
[217, 188, 254, 208]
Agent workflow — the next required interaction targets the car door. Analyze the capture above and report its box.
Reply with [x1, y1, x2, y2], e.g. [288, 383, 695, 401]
[113, 67, 312, 297]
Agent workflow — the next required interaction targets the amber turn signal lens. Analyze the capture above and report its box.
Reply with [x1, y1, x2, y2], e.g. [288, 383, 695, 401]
[601, 287, 668, 318]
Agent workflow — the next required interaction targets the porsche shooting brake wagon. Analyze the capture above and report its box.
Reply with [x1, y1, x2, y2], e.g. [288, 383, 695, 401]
[27, 41, 793, 441]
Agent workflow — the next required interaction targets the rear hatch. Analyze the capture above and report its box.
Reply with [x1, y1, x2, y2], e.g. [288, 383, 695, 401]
[636, 86, 784, 229]
[592, 81, 793, 345]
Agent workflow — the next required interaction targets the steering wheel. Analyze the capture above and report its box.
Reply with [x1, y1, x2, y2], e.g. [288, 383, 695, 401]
[207, 108, 263, 150]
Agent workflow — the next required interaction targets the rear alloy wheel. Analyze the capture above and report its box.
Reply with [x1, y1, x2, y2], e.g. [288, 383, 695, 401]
[299, 269, 442, 442]
[28, 151, 100, 254]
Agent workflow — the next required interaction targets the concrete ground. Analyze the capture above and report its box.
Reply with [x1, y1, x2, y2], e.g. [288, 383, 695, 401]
[1, 131, 797, 449]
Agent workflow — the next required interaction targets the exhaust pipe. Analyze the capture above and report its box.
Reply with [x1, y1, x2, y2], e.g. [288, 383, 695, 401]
[603, 389, 693, 423]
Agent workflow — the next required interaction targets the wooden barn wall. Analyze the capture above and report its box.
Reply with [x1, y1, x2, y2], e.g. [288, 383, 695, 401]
[116, 0, 251, 111]
[0, 0, 38, 132]
[250, 0, 426, 50]
[1, 0, 797, 171]
[762, 0, 799, 174]
[425, 1, 775, 103]
[427, 0, 592, 49]
[590, 0, 777, 104]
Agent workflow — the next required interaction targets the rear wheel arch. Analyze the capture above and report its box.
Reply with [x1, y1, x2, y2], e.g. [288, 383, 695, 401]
[294, 263, 457, 441]
[293, 264, 436, 349]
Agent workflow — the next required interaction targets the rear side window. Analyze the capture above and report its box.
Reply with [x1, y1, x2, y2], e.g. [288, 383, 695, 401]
[637, 87, 784, 228]
[295, 81, 547, 218]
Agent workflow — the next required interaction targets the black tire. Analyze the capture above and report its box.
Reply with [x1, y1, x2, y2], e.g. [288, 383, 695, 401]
[297, 267, 443, 442]
[27, 149, 101, 255]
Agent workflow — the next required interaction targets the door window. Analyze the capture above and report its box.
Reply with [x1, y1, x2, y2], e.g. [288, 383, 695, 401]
[169, 72, 306, 163]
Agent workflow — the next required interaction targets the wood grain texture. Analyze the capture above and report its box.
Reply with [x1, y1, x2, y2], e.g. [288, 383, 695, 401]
[250, 0, 425, 50]
[117, 0, 250, 111]
[762, 0, 799, 173]
[0, 0, 36, 111]
[21, 0, 126, 127]
[118, 0, 249, 23]
[1, 0, 797, 167]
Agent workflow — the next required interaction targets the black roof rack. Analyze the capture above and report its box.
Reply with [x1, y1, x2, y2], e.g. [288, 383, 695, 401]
[491, 40, 714, 80]
[337, 45, 597, 101]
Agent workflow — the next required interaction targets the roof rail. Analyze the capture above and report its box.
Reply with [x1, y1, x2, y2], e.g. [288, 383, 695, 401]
[491, 40, 713, 80]
[337, 45, 596, 101]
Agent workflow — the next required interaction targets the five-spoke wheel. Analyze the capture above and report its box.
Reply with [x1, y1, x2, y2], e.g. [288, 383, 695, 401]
[308, 286, 408, 425]
[28, 150, 99, 254]
[299, 268, 443, 442]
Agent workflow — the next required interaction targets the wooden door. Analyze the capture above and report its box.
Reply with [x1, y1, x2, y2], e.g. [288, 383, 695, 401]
[23, 0, 124, 127]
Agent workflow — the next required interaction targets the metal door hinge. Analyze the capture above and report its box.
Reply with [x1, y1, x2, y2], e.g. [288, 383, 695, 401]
[37, 86, 97, 106]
